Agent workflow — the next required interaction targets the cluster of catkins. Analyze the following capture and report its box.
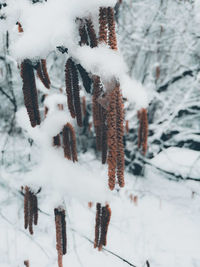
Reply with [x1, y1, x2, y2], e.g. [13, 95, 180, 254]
[19, 5, 148, 267]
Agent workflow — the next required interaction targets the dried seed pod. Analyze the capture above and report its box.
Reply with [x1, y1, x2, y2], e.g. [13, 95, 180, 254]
[21, 60, 41, 127]
[86, 19, 98, 48]
[107, 7, 117, 50]
[125, 120, 129, 134]
[99, 7, 108, 43]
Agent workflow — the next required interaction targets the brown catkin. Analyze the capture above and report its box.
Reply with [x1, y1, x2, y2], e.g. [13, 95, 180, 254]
[70, 60, 82, 127]
[21, 60, 41, 127]
[116, 86, 125, 188]
[67, 123, 78, 162]
[61, 210, 67, 255]
[107, 7, 117, 50]
[141, 108, 148, 155]
[101, 107, 107, 164]
[94, 203, 101, 249]
[99, 7, 108, 43]
[36, 61, 50, 89]
[86, 19, 98, 48]
[28, 191, 33, 235]
[41, 59, 51, 88]
[63, 125, 71, 160]
[54, 209, 63, 267]
[24, 186, 29, 229]
[65, 58, 76, 118]
[107, 88, 117, 190]
[82, 96, 86, 117]
[92, 76, 103, 151]
[138, 108, 148, 155]
[99, 204, 111, 249]
[125, 120, 129, 134]
[32, 194, 38, 226]
[79, 21, 89, 46]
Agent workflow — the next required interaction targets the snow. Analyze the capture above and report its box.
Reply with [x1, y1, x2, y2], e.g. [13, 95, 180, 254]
[0, 146, 200, 267]
[150, 147, 200, 180]
[4, 0, 117, 60]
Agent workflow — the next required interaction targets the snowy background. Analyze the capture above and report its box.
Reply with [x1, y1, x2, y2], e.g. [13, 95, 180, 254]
[0, 0, 200, 267]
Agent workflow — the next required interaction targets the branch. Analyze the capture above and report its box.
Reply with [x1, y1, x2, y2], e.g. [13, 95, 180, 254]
[70, 228, 137, 267]
[157, 68, 200, 93]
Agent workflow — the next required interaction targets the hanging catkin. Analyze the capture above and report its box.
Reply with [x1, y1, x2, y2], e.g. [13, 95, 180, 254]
[107, 7, 117, 50]
[107, 88, 117, 190]
[54, 208, 67, 267]
[21, 60, 41, 127]
[23, 186, 39, 235]
[54, 209, 63, 267]
[138, 108, 148, 155]
[94, 203, 111, 251]
[36, 60, 51, 89]
[101, 107, 107, 164]
[116, 86, 125, 188]
[70, 59, 82, 127]
[99, 7, 108, 43]
[79, 20, 89, 46]
[92, 76, 103, 151]
[65, 58, 76, 118]
[86, 18, 98, 48]
[62, 123, 78, 162]
[76, 64, 92, 94]
[94, 203, 101, 249]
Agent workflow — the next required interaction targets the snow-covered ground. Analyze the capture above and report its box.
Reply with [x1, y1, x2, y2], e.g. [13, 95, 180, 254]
[0, 138, 200, 267]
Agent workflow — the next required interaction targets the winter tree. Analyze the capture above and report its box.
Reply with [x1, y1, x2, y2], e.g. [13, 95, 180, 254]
[0, 0, 200, 267]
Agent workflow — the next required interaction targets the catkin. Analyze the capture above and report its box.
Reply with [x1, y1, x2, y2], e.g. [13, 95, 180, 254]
[107, 88, 117, 190]
[138, 108, 148, 155]
[99, 7, 108, 43]
[116, 86, 125, 188]
[86, 19, 98, 48]
[92, 76, 103, 151]
[107, 7, 117, 50]
[63, 123, 78, 162]
[23, 187, 39, 235]
[71, 60, 82, 127]
[94, 203, 111, 250]
[65, 58, 76, 118]
[21, 60, 41, 127]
